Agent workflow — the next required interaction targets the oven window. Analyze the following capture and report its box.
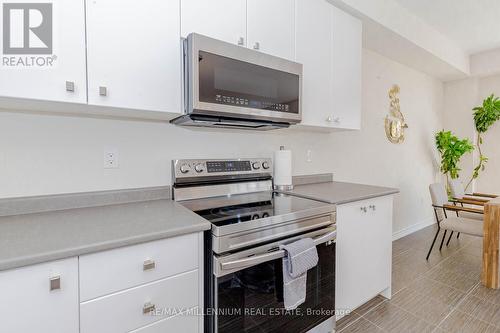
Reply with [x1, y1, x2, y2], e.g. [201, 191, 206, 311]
[198, 51, 300, 114]
[215, 243, 335, 333]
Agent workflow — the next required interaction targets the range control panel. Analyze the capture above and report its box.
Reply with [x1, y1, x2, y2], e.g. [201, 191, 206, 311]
[173, 158, 272, 180]
[206, 160, 251, 173]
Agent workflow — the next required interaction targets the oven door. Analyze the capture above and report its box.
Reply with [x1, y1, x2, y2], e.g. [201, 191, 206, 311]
[209, 227, 336, 333]
[185, 33, 302, 124]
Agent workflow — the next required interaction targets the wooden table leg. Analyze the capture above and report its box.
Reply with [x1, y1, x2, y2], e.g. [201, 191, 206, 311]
[482, 202, 500, 289]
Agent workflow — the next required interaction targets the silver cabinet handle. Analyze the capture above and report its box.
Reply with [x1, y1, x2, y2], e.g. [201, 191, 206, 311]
[99, 86, 107, 96]
[143, 302, 156, 314]
[143, 259, 156, 271]
[327, 115, 340, 123]
[253, 42, 260, 50]
[238, 37, 245, 46]
[65, 81, 75, 92]
[49, 275, 61, 291]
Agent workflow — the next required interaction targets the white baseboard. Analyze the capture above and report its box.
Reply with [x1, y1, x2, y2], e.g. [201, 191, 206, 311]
[392, 217, 435, 241]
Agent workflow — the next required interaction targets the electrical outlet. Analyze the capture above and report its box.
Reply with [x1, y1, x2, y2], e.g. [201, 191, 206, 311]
[104, 149, 119, 169]
[306, 149, 313, 162]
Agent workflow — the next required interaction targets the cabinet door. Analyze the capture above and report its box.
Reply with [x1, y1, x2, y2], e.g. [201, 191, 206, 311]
[0, 258, 79, 332]
[295, 0, 334, 128]
[86, 0, 182, 113]
[296, 1, 362, 130]
[331, 6, 362, 130]
[247, 0, 295, 59]
[336, 196, 393, 314]
[181, 0, 247, 46]
[0, 0, 86, 103]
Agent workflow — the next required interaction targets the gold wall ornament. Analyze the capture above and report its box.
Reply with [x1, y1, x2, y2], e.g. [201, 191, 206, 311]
[385, 85, 408, 144]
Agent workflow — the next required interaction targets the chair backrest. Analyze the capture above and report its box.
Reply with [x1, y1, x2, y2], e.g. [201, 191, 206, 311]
[429, 183, 448, 222]
[429, 183, 448, 206]
[449, 179, 465, 199]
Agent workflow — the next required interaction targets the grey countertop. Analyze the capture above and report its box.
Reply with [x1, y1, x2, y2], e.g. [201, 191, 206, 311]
[0, 192, 210, 271]
[282, 181, 399, 205]
[0, 179, 397, 272]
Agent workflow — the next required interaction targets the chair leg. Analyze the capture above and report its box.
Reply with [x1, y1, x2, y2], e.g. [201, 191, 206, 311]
[426, 228, 441, 260]
[457, 232, 460, 239]
[439, 230, 448, 251]
[446, 231, 454, 246]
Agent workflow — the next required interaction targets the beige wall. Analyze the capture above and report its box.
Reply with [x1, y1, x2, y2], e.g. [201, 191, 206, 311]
[0, 49, 444, 235]
[443, 74, 500, 194]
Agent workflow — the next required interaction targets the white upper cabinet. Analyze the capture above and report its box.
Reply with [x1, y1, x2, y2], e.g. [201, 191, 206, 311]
[296, 0, 333, 128]
[247, 0, 295, 59]
[86, 0, 182, 114]
[181, 0, 247, 46]
[181, 0, 295, 60]
[331, 6, 362, 130]
[296, 0, 362, 130]
[0, 0, 86, 104]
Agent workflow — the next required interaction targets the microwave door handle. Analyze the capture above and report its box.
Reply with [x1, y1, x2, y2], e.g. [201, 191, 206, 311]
[219, 230, 337, 272]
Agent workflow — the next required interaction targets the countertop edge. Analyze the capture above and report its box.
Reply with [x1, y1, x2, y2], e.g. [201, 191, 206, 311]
[0, 222, 210, 272]
[281, 186, 399, 205]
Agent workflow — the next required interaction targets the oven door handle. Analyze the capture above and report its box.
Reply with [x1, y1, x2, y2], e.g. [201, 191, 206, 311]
[219, 230, 336, 272]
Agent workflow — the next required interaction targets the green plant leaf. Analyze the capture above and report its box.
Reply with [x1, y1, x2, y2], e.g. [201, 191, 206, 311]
[435, 130, 474, 180]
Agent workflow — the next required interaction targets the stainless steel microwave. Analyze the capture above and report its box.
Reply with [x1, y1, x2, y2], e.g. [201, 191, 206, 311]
[171, 33, 303, 130]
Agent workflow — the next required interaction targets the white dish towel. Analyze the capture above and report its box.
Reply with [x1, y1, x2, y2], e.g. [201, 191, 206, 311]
[280, 238, 319, 310]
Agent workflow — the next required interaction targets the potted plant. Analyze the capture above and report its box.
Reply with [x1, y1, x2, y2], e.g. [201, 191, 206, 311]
[435, 130, 474, 184]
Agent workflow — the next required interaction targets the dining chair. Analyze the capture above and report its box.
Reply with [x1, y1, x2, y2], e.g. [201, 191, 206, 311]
[426, 183, 483, 261]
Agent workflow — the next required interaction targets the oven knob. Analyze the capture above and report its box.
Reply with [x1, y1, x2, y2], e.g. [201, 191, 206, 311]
[194, 163, 205, 173]
[180, 164, 191, 174]
[252, 162, 261, 170]
[262, 161, 270, 169]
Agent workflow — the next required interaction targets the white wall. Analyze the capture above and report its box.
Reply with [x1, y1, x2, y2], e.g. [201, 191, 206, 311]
[0, 49, 444, 234]
[443, 74, 500, 194]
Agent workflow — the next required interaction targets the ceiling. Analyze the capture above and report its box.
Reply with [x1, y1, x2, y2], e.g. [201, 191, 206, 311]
[394, 0, 500, 54]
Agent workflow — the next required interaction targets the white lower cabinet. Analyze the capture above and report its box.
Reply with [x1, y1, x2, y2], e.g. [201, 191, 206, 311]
[129, 310, 199, 333]
[79, 233, 199, 301]
[80, 270, 200, 333]
[0, 232, 203, 333]
[336, 196, 393, 316]
[80, 232, 204, 333]
[0, 258, 79, 333]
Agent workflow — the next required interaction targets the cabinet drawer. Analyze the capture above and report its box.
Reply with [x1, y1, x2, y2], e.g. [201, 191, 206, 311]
[80, 269, 199, 333]
[130, 309, 199, 333]
[79, 233, 199, 301]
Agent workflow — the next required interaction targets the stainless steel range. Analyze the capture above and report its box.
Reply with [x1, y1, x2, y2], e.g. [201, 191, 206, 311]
[172, 158, 336, 333]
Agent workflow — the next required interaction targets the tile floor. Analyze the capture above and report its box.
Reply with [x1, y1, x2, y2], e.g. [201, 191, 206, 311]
[337, 224, 500, 333]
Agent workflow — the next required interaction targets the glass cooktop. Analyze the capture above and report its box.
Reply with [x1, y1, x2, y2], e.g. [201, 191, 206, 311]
[194, 200, 274, 227]
[180, 191, 333, 229]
